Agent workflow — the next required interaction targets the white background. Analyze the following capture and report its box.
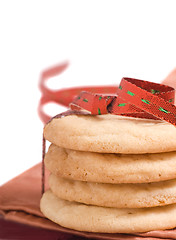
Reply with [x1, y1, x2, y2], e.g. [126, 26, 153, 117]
[0, 0, 176, 185]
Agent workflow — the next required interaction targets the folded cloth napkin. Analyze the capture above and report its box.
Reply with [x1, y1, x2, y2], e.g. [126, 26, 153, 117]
[1, 163, 176, 240]
[1, 68, 176, 240]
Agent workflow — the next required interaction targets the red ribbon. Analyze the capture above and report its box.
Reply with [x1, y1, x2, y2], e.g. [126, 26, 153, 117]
[39, 63, 176, 126]
[38, 62, 117, 123]
[70, 78, 176, 125]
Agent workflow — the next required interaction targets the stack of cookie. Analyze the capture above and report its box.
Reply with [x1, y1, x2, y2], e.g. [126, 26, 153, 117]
[40, 112, 176, 233]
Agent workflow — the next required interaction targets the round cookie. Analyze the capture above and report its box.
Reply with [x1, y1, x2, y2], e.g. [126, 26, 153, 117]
[44, 114, 176, 154]
[45, 144, 176, 183]
[40, 190, 176, 233]
[49, 174, 176, 208]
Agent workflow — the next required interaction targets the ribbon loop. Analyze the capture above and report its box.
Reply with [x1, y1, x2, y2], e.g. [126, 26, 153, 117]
[38, 62, 176, 126]
[70, 78, 176, 126]
[38, 63, 117, 123]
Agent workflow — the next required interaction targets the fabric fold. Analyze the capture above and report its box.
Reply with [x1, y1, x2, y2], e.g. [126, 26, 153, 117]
[1, 163, 176, 240]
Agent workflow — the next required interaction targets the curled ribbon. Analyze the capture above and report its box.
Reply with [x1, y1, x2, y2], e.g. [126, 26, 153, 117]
[38, 62, 117, 124]
[39, 63, 176, 126]
[70, 78, 176, 125]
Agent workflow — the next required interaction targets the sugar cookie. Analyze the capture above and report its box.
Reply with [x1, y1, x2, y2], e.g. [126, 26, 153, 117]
[40, 190, 176, 233]
[44, 114, 176, 154]
[45, 144, 176, 183]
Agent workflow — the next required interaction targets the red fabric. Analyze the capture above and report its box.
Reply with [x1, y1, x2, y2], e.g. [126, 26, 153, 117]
[0, 163, 175, 240]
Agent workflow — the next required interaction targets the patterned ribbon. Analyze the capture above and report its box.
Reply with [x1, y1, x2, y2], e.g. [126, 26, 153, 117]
[70, 78, 176, 125]
[39, 63, 176, 126]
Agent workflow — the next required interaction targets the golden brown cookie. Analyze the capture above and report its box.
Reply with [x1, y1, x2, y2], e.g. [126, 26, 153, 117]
[45, 144, 176, 183]
[44, 114, 176, 154]
[40, 190, 176, 233]
[49, 174, 176, 208]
